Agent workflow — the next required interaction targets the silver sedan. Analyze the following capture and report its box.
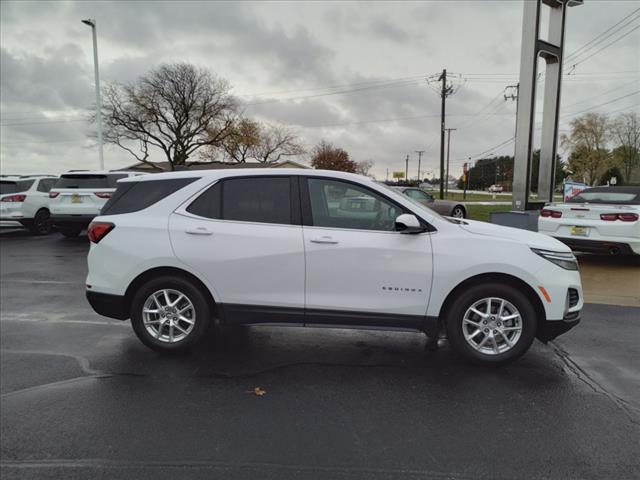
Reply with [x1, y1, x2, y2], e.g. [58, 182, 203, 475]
[392, 187, 467, 218]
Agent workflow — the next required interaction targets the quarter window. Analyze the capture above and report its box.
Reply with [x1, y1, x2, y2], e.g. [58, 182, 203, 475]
[307, 178, 403, 231]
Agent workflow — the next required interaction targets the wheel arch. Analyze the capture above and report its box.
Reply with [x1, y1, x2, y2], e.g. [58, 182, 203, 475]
[452, 204, 466, 217]
[124, 266, 219, 320]
[437, 272, 545, 334]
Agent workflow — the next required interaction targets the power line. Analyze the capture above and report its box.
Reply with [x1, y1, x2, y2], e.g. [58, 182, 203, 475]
[564, 7, 640, 62]
[568, 25, 640, 69]
[561, 90, 640, 117]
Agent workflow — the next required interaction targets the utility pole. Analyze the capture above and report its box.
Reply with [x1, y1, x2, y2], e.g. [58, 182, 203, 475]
[415, 150, 425, 182]
[437, 69, 454, 199]
[386, 168, 389, 182]
[405, 154, 409, 183]
[444, 128, 456, 195]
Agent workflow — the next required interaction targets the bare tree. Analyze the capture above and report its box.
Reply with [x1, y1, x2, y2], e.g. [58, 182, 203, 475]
[252, 123, 305, 164]
[355, 160, 374, 176]
[610, 112, 640, 181]
[99, 63, 237, 170]
[561, 112, 610, 185]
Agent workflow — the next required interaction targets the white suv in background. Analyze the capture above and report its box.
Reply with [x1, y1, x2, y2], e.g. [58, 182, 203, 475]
[0, 175, 58, 235]
[85, 169, 583, 365]
[49, 170, 143, 237]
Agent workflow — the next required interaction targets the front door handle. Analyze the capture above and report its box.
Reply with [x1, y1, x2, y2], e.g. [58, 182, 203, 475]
[186, 227, 213, 236]
[310, 236, 339, 244]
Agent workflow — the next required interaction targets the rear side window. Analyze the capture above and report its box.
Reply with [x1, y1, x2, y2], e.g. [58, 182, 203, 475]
[101, 178, 199, 215]
[37, 179, 56, 192]
[186, 177, 292, 225]
[0, 180, 34, 194]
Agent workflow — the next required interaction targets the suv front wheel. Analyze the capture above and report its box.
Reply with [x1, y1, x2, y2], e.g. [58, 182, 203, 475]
[445, 283, 537, 365]
[130, 276, 211, 352]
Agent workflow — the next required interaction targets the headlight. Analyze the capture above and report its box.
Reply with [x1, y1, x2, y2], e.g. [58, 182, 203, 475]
[531, 248, 579, 270]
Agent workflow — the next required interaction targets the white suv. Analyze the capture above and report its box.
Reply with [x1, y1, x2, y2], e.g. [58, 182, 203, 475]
[86, 169, 583, 364]
[0, 175, 58, 235]
[49, 170, 142, 237]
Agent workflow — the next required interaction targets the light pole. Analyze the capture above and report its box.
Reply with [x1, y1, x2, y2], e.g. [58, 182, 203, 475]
[82, 18, 104, 170]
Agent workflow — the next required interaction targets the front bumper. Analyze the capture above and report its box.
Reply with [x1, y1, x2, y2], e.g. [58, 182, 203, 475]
[52, 214, 96, 228]
[537, 314, 581, 343]
[86, 290, 129, 320]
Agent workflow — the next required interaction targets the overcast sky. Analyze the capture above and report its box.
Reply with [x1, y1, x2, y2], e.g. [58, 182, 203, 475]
[1, 0, 638, 180]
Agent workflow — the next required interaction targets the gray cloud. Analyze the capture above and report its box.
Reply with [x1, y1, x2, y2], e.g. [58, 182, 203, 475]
[1, 0, 638, 179]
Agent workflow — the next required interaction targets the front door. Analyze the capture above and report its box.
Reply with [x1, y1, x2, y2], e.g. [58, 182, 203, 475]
[302, 177, 433, 328]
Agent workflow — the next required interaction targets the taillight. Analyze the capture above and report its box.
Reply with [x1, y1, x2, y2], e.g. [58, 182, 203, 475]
[604, 213, 639, 222]
[540, 209, 562, 218]
[94, 192, 112, 199]
[1, 194, 26, 202]
[87, 222, 114, 243]
[49, 192, 60, 198]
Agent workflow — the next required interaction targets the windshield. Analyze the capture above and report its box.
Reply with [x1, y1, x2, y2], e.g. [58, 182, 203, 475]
[0, 179, 34, 194]
[567, 189, 639, 205]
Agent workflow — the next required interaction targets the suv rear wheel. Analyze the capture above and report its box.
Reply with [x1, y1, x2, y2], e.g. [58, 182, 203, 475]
[445, 283, 537, 365]
[130, 276, 211, 352]
[30, 209, 52, 235]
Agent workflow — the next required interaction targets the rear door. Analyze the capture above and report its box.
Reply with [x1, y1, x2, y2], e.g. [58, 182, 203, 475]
[301, 177, 433, 327]
[170, 175, 305, 324]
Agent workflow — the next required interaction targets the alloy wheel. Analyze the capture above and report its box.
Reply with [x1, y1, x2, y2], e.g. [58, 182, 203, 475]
[462, 297, 523, 355]
[142, 289, 196, 343]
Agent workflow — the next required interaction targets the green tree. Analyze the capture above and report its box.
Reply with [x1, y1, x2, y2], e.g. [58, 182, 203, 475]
[561, 112, 610, 185]
[609, 112, 640, 181]
[599, 166, 624, 186]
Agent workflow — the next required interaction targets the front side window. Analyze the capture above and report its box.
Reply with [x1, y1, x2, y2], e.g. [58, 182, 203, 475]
[307, 178, 403, 231]
[187, 177, 292, 225]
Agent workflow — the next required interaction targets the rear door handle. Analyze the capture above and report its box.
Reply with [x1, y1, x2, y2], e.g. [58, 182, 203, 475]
[186, 227, 213, 236]
[310, 236, 339, 244]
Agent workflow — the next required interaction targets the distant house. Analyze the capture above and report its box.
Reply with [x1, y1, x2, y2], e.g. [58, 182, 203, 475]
[122, 160, 310, 172]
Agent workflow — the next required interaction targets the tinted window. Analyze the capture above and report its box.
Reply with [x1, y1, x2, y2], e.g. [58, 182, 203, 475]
[186, 182, 221, 219]
[568, 188, 639, 205]
[55, 174, 109, 189]
[0, 180, 34, 194]
[223, 177, 291, 224]
[101, 178, 199, 215]
[308, 178, 403, 231]
[107, 174, 129, 187]
[36, 179, 55, 192]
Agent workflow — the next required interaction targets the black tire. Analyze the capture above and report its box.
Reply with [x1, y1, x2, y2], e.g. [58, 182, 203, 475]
[29, 209, 53, 235]
[130, 275, 211, 353]
[445, 282, 537, 365]
[451, 205, 466, 218]
[58, 226, 83, 237]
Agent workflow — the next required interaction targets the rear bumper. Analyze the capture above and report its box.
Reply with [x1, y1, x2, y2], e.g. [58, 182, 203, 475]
[554, 237, 636, 255]
[52, 214, 95, 228]
[86, 290, 129, 320]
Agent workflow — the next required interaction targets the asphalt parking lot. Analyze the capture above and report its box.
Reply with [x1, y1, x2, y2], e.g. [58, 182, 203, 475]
[1, 229, 639, 479]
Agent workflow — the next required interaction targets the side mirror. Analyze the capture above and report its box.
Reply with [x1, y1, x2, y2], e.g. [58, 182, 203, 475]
[395, 214, 425, 234]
